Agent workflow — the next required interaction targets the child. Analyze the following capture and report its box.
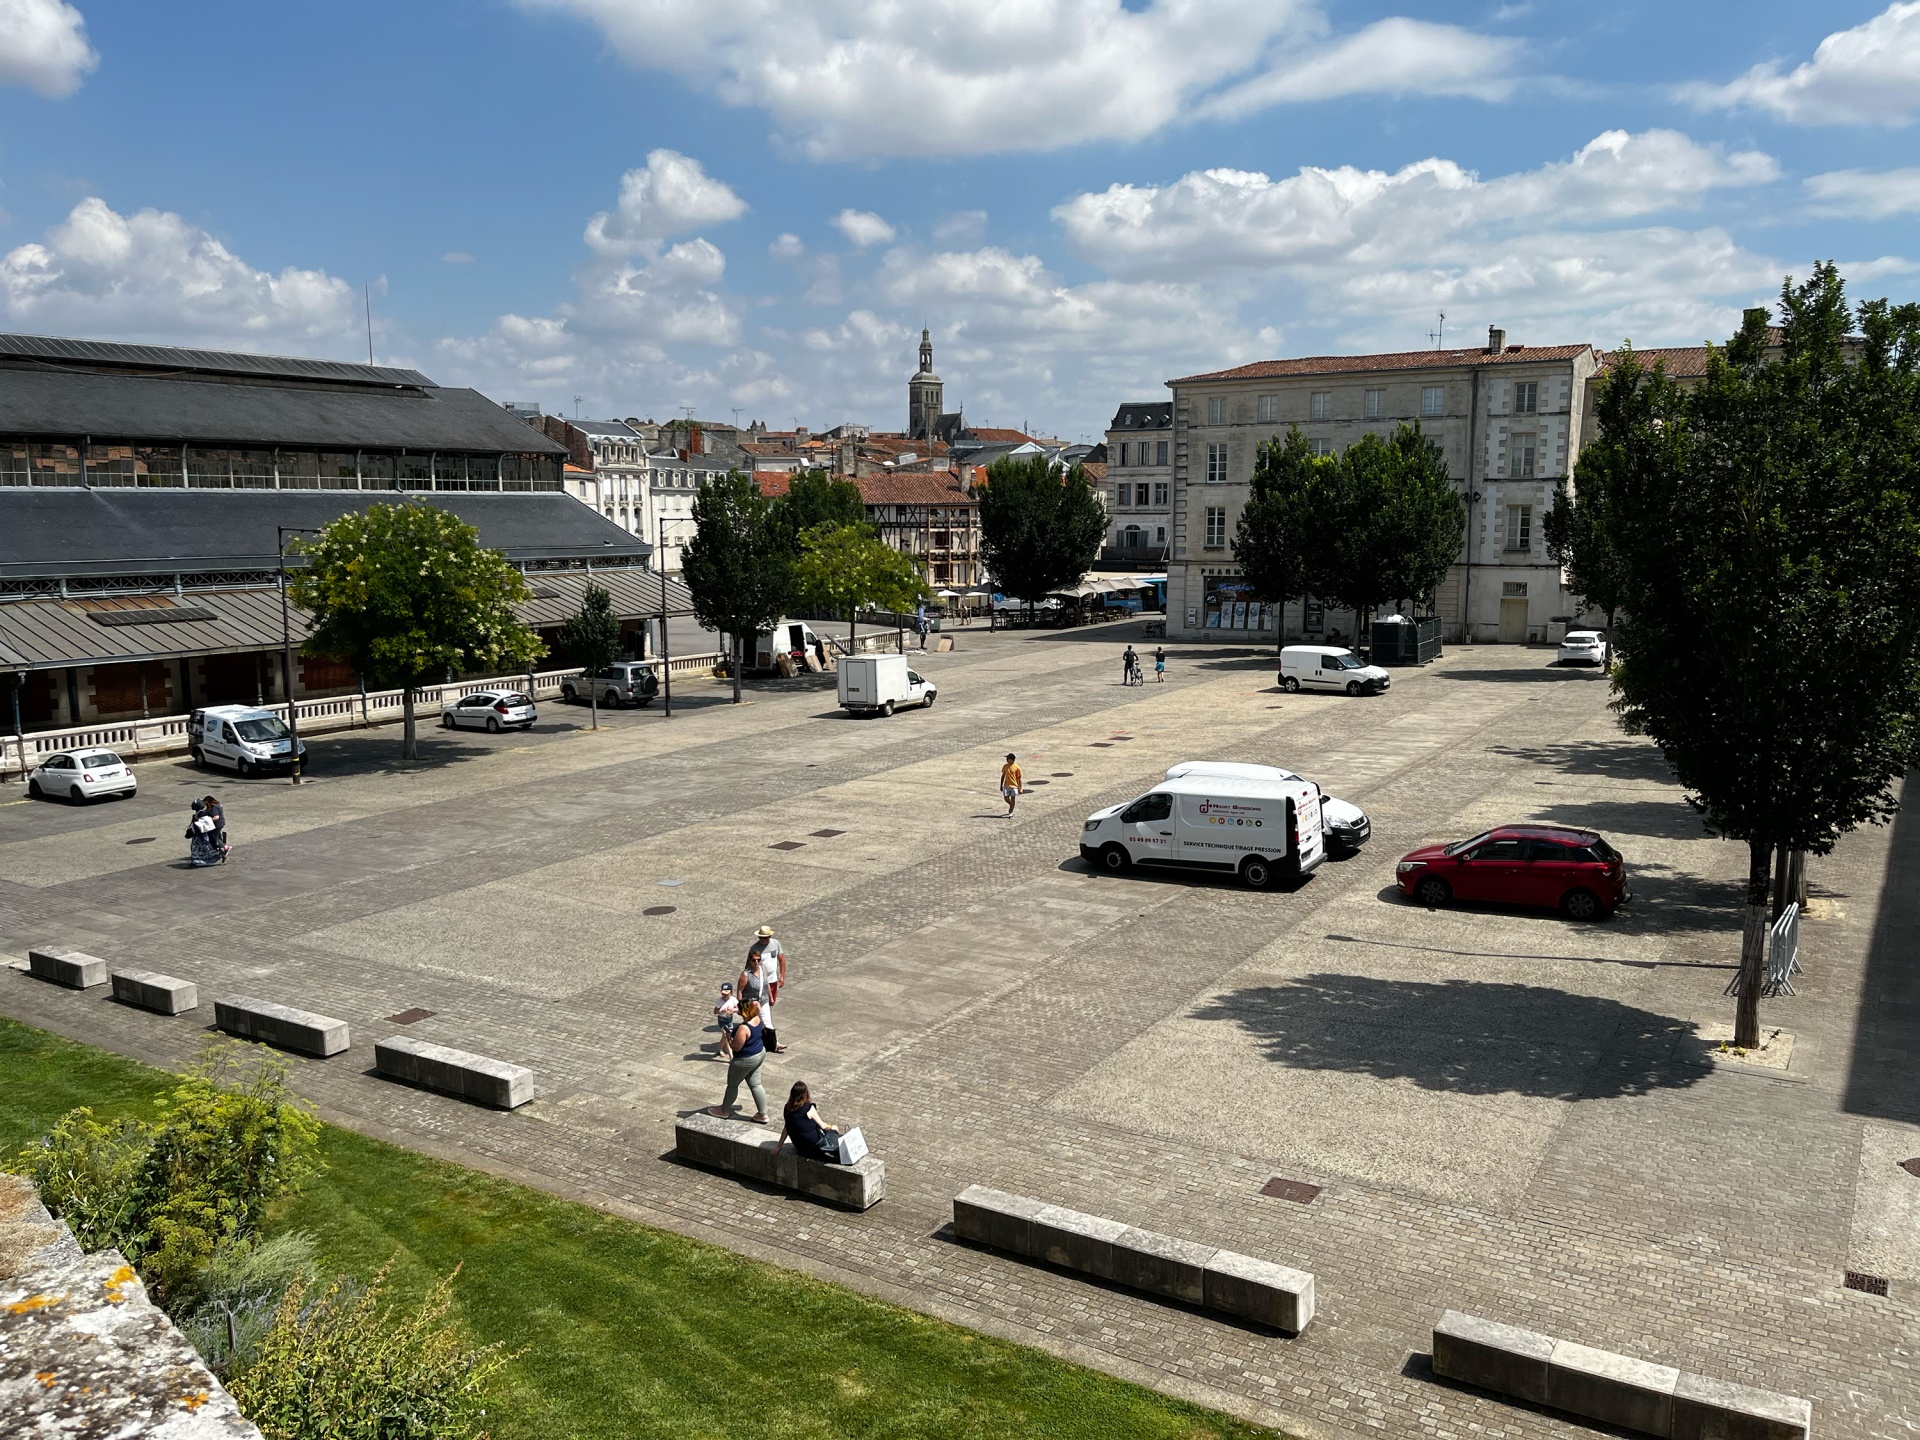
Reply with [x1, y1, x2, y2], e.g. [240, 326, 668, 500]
[711, 981, 739, 1060]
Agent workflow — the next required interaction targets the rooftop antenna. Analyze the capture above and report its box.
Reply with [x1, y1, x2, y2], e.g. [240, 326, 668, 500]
[364, 284, 374, 366]
[573, 395, 583, 419]
[730, 407, 744, 429]
[1429, 311, 1446, 351]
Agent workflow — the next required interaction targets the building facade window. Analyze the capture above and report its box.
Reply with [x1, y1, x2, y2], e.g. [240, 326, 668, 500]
[1135, 483, 1151, 506]
[1257, 393, 1278, 423]
[1310, 391, 1331, 421]
[1207, 396, 1228, 426]
[1309, 438, 1333, 458]
[1364, 388, 1384, 419]
[1156, 526, 1166, 544]
[1505, 504, 1533, 551]
[1204, 506, 1227, 548]
[1115, 485, 1132, 508]
[1514, 381, 1539, 414]
[1152, 482, 1169, 506]
[1118, 442, 1130, 466]
[1512, 435, 1537, 478]
[1421, 386, 1445, 417]
[1205, 443, 1227, 483]
[1203, 576, 1267, 631]
[1154, 440, 1168, 465]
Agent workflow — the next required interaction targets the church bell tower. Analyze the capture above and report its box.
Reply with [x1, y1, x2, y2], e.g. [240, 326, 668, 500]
[908, 328, 943, 441]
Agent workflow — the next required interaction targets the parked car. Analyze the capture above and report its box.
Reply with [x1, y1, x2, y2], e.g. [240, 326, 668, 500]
[1557, 630, 1609, 666]
[839, 654, 936, 717]
[1396, 825, 1628, 920]
[440, 690, 537, 732]
[28, 748, 136, 802]
[1279, 645, 1391, 695]
[1081, 771, 1325, 889]
[561, 664, 659, 708]
[188, 705, 306, 775]
[1162, 760, 1370, 855]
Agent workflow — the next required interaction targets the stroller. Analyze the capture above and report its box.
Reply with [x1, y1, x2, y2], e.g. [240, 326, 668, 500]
[187, 810, 228, 867]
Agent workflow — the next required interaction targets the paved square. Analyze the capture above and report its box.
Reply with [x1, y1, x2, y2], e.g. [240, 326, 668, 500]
[2, 625, 1915, 1438]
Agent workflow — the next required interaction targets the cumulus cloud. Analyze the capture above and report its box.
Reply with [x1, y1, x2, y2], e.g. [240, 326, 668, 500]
[0, 0, 96, 98]
[832, 209, 896, 248]
[1803, 167, 1920, 217]
[0, 197, 360, 349]
[519, 0, 1523, 159]
[1679, 2, 1920, 126]
[768, 232, 805, 259]
[584, 148, 747, 255]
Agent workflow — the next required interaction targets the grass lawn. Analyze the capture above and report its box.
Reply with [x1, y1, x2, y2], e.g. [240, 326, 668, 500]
[0, 1018, 1275, 1439]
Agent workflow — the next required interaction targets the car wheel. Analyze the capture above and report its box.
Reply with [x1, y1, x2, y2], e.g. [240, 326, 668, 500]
[486, 716, 501, 733]
[189, 746, 204, 768]
[922, 691, 936, 708]
[1099, 844, 1131, 874]
[237, 757, 253, 778]
[1346, 680, 1363, 696]
[561, 686, 578, 704]
[1561, 888, 1603, 921]
[881, 700, 894, 717]
[1281, 676, 1300, 693]
[606, 691, 622, 709]
[1239, 855, 1275, 889]
[441, 713, 456, 728]
[27, 778, 42, 797]
[69, 786, 85, 804]
[1414, 875, 1453, 908]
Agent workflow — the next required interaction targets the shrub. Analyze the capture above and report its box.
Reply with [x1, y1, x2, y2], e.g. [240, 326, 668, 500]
[16, 1107, 147, 1252]
[228, 1258, 513, 1440]
[176, 1231, 322, 1375]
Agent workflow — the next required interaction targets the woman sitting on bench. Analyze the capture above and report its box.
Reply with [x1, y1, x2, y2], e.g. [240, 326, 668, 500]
[777, 1081, 844, 1165]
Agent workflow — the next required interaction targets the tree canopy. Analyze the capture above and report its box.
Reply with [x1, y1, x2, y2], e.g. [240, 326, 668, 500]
[793, 522, 927, 649]
[1233, 430, 1323, 639]
[775, 472, 869, 545]
[289, 502, 541, 757]
[681, 471, 794, 702]
[556, 582, 622, 728]
[977, 456, 1105, 613]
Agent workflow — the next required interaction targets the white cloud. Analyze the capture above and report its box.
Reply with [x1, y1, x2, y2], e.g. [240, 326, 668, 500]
[520, 0, 1523, 159]
[442, 250, 476, 264]
[769, 232, 805, 259]
[583, 148, 746, 256]
[832, 209, 896, 248]
[934, 210, 988, 244]
[0, 0, 96, 98]
[0, 197, 360, 348]
[1680, 2, 1920, 126]
[1804, 167, 1920, 217]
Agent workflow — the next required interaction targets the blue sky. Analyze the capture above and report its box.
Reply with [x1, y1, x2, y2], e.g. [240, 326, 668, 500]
[0, 0, 1914, 439]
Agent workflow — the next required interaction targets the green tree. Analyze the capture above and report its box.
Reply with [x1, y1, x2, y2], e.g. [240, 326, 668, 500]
[1234, 429, 1330, 651]
[681, 471, 794, 703]
[556, 582, 622, 730]
[1581, 265, 1920, 1046]
[1363, 426, 1465, 616]
[1544, 473, 1628, 635]
[288, 502, 542, 760]
[793, 522, 928, 653]
[776, 472, 869, 546]
[978, 456, 1106, 620]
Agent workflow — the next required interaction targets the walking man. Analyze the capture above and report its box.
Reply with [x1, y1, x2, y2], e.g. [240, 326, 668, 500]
[1122, 644, 1139, 686]
[999, 753, 1023, 816]
[740, 925, 788, 1053]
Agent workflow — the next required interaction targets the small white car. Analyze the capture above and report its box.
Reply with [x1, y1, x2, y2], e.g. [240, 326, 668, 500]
[440, 689, 537, 732]
[29, 749, 136, 803]
[1557, 630, 1609, 666]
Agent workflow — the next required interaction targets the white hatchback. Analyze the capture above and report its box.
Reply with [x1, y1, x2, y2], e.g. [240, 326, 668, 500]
[1557, 630, 1609, 666]
[440, 689, 537, 732]
[29, 748, 137, 803]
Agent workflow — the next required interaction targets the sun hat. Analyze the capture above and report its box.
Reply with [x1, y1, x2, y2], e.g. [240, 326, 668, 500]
[756, 925, 775, 937]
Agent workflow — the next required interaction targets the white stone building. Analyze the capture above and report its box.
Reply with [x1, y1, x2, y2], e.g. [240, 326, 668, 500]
[1164, 329, 1602, 644]
[1101, 402, 1173, 568]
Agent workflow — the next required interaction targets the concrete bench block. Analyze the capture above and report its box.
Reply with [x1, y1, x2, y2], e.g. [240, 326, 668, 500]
[1031, 1205, 1129, 1279]
[1111, 1227, 1217, 1305]
[1204, 1249, 1316, 1333]
[1671, 1372, 1811, 1440]
[774, 1149, 887, 1211]
[28, 947, 107, 990]
[1433, 1309, 1555, 1406]
[675, 1114, 884, 1211]
[214, 996, 349, 1057]
[109, 968, 198, 1015]
[374, 1036, 531, 1109]
[953, 1185, 1050, 1257]
[1548, 1339, 1679, 1437]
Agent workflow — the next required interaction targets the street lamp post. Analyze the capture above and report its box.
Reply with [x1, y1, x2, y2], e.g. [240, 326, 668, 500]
[655, 513, 696, 719]
[277, 526, 322, 784]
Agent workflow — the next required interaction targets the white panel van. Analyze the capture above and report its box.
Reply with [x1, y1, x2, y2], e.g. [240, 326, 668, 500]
[187, 705, 307, 776]
[1279, 645, 1390, 696]
[1079, 772, 1324, 888]
[1165, 760, 1371, 855]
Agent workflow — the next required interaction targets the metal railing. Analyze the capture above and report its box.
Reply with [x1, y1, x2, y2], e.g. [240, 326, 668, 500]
[1724, 902, 1802, 999]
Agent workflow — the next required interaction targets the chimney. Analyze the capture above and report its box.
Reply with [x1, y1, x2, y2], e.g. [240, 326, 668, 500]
[1488, 325, 1507, 356]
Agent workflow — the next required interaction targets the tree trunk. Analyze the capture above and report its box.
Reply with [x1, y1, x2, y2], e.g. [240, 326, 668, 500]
[1790, 850, 1808, 907]
[1771, 843, 1789, 921]
[848, 609, 856, 656]
[588, 678, 598, 731]
[1734, 839, 1770, 1048]
[732, 630, 743, 704]
[401, 686, 418, 761]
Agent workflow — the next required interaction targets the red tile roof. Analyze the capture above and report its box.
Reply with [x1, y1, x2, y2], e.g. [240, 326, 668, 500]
[855, 471, 976, 505]
[962, 427, 1035, 444]
[754, 473, 793, 499]
[1170, 343, 1596, 386]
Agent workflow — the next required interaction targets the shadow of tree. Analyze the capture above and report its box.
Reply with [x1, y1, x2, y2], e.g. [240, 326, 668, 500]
[1491, 740, 1671, 784]
[1193, 973, 1712, 1099]
[1437, 666, 1597, 684]
[1534, 798, 1712, 843]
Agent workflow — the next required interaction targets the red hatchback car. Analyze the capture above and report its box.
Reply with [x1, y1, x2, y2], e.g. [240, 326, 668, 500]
[1396, 825, 1628, 920]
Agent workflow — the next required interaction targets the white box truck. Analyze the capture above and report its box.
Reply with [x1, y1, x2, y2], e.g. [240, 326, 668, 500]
[1079, 771, 1324, 888]
[838, 654, 937, 717]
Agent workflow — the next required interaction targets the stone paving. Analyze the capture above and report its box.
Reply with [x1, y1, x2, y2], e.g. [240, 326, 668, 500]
[1, 625, 1915, 1438]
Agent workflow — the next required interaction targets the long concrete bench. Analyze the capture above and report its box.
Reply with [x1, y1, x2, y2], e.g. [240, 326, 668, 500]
[375, 1036, 532, 1110]
[953, 1184, 1314, 1333]
[674, 1112, 884, 1211]
[1433, 1310, 1810, 1440]
[214, 996, 349, 1057]
[27, 946, 107, 990]
[109, 967, 198, 1015]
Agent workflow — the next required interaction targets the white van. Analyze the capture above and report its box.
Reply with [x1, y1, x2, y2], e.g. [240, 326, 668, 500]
[838, 653, 936, 716]
[754, 618, 830, 673]
[1279, 645, 1390, 696]
[1079, 772, 1324, 888]
[187, 704, 307, 776]
[1165, 760, 1371, 855]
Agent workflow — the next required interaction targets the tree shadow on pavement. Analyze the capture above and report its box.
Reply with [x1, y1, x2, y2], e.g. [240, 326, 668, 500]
[1533, 797, 1711, 843]
[1492, 739, 1670, 784]
[1193, 973, 1712, 1099]
[1438, 666, 1596, 683]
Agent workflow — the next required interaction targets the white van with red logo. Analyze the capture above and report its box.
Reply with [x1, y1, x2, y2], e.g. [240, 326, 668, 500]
[1079, 771, 1324, 889]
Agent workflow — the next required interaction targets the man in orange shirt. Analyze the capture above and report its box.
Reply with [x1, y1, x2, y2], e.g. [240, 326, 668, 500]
[999, 753, 1023, 816]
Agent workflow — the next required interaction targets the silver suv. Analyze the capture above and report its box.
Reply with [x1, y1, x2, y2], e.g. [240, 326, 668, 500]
[562, 663, 661, 709]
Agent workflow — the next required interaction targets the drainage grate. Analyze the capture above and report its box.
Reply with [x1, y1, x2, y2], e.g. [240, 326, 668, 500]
[1901, 1158, 1920, 1178]
[769, 840, 806, 851]
[385, 1008, 434, 1026]
[810, 829, 846, 838]
[643, 905, 677, 917]
[1845, 1271, 1890, 1296]
[1260, 1177, 1322, 1205]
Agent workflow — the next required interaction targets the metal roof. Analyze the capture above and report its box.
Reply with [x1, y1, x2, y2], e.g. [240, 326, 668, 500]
[0, 490, 648, 580]
[0, 332, 434, 387]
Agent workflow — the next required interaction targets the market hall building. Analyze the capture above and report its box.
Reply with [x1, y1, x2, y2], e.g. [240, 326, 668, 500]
[0, 334, 688, 732]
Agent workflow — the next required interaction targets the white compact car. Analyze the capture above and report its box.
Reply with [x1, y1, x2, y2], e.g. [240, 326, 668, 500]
[1557, 630, 1609, 666]
[440, 689, 537, 732]
[29, 748, 137, 803]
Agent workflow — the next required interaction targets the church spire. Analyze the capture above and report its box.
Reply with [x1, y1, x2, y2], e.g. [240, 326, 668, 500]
[919, 327, 933, 375]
